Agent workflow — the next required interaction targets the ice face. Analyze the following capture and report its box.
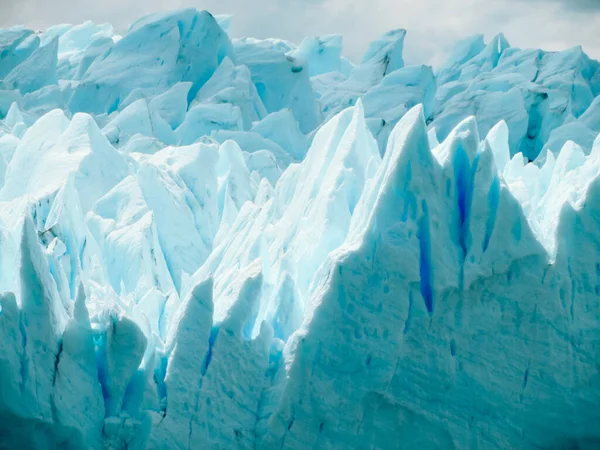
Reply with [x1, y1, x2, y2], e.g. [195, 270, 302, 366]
[69, 9, 233, 115]
[233, 36, 323, 134]
[0, 8, 600, 450]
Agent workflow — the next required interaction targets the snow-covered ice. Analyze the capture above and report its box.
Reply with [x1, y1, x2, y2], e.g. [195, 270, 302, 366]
[0, 8, 599, 449]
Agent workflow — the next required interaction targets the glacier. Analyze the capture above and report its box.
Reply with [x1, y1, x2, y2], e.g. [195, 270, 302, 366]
[0, 7, 599, 450]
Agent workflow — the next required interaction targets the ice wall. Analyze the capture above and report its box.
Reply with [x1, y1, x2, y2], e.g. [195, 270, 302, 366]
[0, 8, 600, 450]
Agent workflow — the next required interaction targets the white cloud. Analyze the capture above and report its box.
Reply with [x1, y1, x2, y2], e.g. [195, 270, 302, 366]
[1, 0, 599, 65]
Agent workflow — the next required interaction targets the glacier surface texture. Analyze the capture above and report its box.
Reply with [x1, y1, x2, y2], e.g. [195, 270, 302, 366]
[0, 8, 600, 450]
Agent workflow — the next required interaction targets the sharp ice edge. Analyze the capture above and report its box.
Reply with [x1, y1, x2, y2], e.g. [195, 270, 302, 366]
[0, 8, 599, 449]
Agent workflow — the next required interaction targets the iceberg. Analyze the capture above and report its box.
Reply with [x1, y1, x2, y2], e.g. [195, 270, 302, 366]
[0, 7, 599, 450]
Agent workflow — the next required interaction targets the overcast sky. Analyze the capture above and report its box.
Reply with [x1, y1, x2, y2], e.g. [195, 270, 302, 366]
[0, 0, 599, 66]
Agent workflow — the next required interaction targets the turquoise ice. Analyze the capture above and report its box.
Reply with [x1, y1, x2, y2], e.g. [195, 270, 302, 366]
[0, 8, 599, 449]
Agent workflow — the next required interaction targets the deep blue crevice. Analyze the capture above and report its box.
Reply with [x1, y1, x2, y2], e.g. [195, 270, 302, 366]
[154, 353, 169, 415]
[79, 237, 87, 270]
[417, 201, 434, 314]
[201, 326, 219, 376]
[188, 325, 220, 449]
[453, 150, 473, 255]
[52, 339, 63, 387]
[452, 148, 479, 261]
[482, 176, 500, 253]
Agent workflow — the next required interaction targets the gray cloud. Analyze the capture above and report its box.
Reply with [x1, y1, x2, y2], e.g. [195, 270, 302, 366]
[520, 0, 600, 11]
[0, 0, 598, 65]
[562, 0, 600, 9]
